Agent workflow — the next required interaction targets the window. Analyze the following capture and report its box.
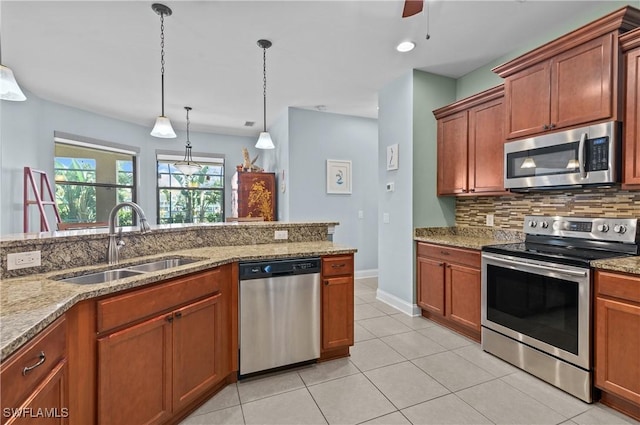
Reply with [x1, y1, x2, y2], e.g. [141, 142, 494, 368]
[157, 154, 224, 224]
[54, 135, 138, 227]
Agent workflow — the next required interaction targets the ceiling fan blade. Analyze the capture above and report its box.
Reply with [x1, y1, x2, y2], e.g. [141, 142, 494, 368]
[402, 0, 424, 18]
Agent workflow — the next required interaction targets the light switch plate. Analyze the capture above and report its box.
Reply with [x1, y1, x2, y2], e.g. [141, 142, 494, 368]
[486, 214, 494, 227]
[383, 213, 390, 224]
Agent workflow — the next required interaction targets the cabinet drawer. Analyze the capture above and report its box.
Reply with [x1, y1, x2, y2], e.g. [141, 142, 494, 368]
[596, 271, 640, 304]
[1, 316, 66, 414]
[97, 268, 222, 333]
[417, 243, 480, 268]
[322, 255, 354, 277]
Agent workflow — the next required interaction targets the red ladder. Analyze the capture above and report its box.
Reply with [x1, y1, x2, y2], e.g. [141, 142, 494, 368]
[24, 167, 62, 232]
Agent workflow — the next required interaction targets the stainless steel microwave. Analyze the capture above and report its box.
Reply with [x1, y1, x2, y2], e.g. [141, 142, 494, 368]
[504, 121, 621, 190]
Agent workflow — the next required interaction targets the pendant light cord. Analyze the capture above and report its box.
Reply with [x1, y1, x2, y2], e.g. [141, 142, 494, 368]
[263, 46, 267, 132]
[160, 12, 166, 116]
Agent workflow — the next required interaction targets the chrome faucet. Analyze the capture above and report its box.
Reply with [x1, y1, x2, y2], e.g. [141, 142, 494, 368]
[107, 202, 152, 265]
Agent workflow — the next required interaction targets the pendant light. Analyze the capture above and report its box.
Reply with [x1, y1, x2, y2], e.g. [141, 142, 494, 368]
[174, 106, 202, 176]
[150, 3, 176, 138]
[0, 33, 26, 101]
[256, 39, 275, 149]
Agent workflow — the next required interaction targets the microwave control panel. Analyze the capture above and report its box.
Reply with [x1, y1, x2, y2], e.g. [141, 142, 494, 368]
[587, 137, 609, 171]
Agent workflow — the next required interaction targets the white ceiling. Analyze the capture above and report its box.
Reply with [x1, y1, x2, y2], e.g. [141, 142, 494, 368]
[1, 0, 633, 137]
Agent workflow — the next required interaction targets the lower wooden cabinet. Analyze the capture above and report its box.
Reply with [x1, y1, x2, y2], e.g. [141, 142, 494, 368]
[416, 242, 481, 341]
[320, 255, 354, 360]
[595, 270, 640, 420]
[96, 265, 235, 425]
[0, 316, 68, 425]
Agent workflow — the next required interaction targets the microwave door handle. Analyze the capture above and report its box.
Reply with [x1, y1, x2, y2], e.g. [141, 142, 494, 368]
[578, 133, 587, 179]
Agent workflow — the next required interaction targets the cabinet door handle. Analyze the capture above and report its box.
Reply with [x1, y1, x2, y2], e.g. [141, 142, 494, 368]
[549, 123, 556, 129]
[440, 251, 450, 256]
[324, 280, 329, 286]
[22, 351, 46, 376]
[175, 312, 182, 319]
[438, 262, 444, 267]
[469, 188, 475, 192]
[165, 315, 173, 323]
[543, 124, 549, 130]
[331, 263, 346, 269]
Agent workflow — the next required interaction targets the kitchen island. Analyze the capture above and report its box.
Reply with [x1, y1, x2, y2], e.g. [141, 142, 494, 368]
[1, 221, 356, 425]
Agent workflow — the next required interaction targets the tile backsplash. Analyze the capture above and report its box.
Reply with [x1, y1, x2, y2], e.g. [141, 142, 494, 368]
[456, 187, 640, 230]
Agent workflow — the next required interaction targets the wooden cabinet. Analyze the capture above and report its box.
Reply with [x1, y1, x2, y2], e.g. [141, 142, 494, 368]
[416, 242, 481, 341]
[620, 28, 640, 189]
[320, 255, 354, 360]
[96, 266, 235, 425]
[0, 316, 68, 425]
[494, 7, 640, 140]
[434, 85, 507, 196]
[594, 270, 640, 421]
[231, 171, 277, 221]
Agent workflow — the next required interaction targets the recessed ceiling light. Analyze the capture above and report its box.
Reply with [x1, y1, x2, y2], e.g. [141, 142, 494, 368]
[396, 41, 415, 53]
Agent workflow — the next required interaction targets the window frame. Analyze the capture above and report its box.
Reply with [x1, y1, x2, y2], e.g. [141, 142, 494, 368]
[156, 151, 225, 225]
[53, 132, 139, 227]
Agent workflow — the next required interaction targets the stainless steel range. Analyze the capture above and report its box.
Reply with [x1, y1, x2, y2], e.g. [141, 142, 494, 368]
[481, 215, 639, 402]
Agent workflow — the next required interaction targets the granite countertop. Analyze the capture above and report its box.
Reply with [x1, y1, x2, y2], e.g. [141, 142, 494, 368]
[414, 226, 524, 250]
[591, 256, 640, 275]
[0, 241, 356, 362]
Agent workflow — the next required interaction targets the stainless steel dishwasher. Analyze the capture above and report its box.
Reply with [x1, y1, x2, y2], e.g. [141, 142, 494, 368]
[239, 257, 321, 377]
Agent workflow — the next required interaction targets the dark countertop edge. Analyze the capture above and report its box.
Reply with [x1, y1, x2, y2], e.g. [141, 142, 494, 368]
[1, 242, 357, 362]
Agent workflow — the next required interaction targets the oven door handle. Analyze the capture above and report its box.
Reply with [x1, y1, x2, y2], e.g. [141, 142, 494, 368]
[578, 132, 587, 179]
[483, 254, 588, 277]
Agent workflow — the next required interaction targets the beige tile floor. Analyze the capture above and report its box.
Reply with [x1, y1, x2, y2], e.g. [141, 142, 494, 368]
[180, 278, 640, 425]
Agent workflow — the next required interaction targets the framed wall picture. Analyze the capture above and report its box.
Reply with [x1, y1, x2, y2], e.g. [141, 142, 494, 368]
[387, 144, 399, 171]
[326, 159, 352, 194]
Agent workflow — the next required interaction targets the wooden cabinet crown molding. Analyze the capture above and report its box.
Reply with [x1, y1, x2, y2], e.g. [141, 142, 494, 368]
[433, 85, 504, 119]
[620, 27, 640, 51]
[493, 6, 640, 78]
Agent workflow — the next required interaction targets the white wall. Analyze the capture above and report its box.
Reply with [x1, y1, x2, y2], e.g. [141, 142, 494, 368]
[269, 108, 290, 221]
[0, 89, 256, 235]
[288, 108, 378, 273]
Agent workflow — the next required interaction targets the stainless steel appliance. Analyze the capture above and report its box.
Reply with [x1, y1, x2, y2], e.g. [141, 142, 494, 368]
[481, 215, 639, 402]
[504, 121, 621, 190]
[239, 257, 321, 377]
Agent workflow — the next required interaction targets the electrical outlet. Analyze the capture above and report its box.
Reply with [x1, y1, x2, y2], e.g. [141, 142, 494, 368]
[383, 213, 390, 224]
[274, 230, 288, 240]
[7, 251, 41, 270]
[486, 214, 494, 227]
[358, 210, 364, 219]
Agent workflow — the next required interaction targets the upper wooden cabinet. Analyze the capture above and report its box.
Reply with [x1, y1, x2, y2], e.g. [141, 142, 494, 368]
[434, 85, 507, 196]
[620, 28, 640, 189]
[493, 6, 640, 140]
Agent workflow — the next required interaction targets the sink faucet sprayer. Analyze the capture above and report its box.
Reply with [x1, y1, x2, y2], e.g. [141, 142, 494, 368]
[107, 202, 152, 265]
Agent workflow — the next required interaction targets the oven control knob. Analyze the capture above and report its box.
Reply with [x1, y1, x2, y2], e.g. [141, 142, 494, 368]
[614, 224, 627, 234]
[597, 224, 609, 233]
[528, 220, 537, 228]
[540, 221, 549, 229]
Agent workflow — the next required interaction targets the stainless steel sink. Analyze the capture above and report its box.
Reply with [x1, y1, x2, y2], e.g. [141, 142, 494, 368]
[59, 269, 146, 284]
[125, 257, 200, 273]
[56, 257, 203, 284]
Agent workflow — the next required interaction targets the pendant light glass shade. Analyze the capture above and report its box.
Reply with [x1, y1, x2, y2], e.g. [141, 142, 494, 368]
[150, 3, 176, 138]
[0, 64, 26, 101]
[256, 132, 275, 150]
[256, 39, 275, 150]
[151, 116, 177, 138]
[174, 106, 202, 176]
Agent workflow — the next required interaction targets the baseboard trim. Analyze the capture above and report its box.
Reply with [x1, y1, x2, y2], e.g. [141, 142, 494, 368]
[376, 288, 421, 316]
[355, 269, 378, 279]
